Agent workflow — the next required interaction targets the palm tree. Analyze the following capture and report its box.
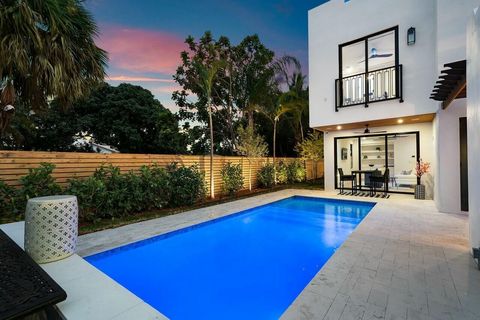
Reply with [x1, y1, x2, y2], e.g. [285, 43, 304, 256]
[193, 60, 225, 199]
[256, 101, 292, 184]
[272, 55, 302, 89]
[0, 0, 107, 136]
[278, 72, 308, 141]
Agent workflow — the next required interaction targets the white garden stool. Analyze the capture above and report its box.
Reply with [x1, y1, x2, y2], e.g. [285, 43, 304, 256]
[24, 195, 78, 264]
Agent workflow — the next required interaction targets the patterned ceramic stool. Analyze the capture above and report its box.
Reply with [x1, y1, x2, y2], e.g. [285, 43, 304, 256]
[24, 195, 78, 264]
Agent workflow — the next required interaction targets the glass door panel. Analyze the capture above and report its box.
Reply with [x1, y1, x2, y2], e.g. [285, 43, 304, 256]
[388, 134, 417, 193]
[367, 30, 396, 101]
[336, 137, 359, 190]
[341, 41, 366, 106]
[359, 136, 386, 190]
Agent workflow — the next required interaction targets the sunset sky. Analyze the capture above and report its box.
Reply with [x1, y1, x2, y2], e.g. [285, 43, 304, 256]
[85, 0, 327, 112]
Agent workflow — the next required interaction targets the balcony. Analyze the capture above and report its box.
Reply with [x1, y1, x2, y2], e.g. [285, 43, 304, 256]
[335, 65, 403, 111]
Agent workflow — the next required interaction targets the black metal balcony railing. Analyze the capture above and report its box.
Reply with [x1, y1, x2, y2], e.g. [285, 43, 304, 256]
[335, 65, 403, 111]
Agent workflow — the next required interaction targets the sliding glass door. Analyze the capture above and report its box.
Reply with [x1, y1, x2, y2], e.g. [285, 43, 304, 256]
[335, 132, 419, 194]
[387, 134, 418, 193]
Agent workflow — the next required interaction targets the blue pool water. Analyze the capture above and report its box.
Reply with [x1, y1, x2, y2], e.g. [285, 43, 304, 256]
[86, 196, 374, 319]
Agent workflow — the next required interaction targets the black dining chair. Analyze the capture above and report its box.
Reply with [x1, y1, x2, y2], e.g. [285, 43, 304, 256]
[338, 168, 355, 194]
[370, 169, 389, 197]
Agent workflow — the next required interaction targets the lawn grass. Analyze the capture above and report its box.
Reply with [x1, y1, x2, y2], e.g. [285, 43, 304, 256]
[79, 181, 323, 235]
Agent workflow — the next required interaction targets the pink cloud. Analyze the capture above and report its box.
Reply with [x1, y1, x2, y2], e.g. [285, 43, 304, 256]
[108, 75, 174, 82]
[99, 24, 187, 75]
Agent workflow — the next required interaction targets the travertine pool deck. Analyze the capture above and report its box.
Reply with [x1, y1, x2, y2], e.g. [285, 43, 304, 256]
[0, 222, 167, 320]
[3, 189, 479, 319]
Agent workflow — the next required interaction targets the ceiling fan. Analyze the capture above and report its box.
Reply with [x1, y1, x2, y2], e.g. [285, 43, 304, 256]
[388, 134, 411, 139]
[353, 124, 387, 134]
[359, 48, 392, 62]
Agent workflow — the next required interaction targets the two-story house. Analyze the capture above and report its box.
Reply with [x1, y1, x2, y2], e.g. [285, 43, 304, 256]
[309, 0, 480, 251]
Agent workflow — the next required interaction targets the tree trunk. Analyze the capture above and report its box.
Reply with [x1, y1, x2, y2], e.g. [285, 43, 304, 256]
[248, 159, 252, 191]
[300, 120, 304, 141]
[0, 82, 16, 137]
[228, 79, 235, 149]
[273, 119, 277, 185]
[248, 110, 254, 128]
[208, 100, 215, 199]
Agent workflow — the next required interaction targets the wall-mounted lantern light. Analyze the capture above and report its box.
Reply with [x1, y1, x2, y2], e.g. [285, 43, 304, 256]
[407, 27, 416, 45]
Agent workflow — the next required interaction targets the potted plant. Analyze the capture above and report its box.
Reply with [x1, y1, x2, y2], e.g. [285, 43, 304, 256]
[414, 159, 430, 199]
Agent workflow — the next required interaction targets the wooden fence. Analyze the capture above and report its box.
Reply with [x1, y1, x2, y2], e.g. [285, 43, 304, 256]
[0, 151, 324, 197]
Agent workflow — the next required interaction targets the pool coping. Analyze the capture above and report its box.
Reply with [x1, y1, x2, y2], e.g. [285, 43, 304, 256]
[76, 189, 392, 319]
[77, 190, 381, 257]
[84, 195, 376, 260]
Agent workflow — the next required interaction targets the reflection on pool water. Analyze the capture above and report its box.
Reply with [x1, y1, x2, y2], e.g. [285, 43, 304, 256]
[86, 196, 375, 320]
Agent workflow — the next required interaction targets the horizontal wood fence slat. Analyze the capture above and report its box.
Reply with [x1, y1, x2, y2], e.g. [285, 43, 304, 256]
[0, 151, 324, 196]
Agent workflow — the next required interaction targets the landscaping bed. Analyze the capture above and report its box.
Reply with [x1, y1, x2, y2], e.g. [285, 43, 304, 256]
[0, 161, 323, 234]
[78, 181, 324, 235]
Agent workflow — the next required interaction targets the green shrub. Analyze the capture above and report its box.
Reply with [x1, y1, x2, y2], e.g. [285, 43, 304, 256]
[286, 160, 306, 183]
[1, 161, 208, 224]
[19, 163, 62, 209]
[257, 163, 275, 188]
[138, 165, 170, 209]
[167, 163, 205, 207]
[0, 181, 20, 222]
[91, 165, 129, 217]
[20, 162, 62, 198]
[276, 161, 288, 184]
[66, 163, 204, 221]
[66, 176, 106, 222]
[221, 162, 244, 196]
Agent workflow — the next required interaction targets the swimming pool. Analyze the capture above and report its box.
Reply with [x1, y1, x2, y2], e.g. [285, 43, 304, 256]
[86, 196, 375, 319]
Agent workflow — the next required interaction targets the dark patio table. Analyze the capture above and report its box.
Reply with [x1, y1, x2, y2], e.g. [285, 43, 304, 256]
[0, 229, 67, 320]
[351, 170, 376, 193]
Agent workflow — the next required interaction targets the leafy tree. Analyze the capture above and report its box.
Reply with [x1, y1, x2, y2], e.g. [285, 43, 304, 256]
[173, 32, 309, 158]
[236, 125, 268, 190]
[233, 35, 275, 128]
[0, 0, 107, 136]
[0, 83, 186, 154]
[1, 101, 84, 151]
[173, 32, 235, 155]
[173, 32, 276, 155]
[295, 131, 324, 179]
[74, 83, 186, 154]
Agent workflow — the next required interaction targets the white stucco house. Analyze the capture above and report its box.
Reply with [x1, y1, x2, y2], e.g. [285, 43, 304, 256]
[309, 0, 480, 255]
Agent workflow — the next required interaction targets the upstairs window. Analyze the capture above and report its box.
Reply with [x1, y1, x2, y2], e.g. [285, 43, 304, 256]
[336, 26, 402, 110]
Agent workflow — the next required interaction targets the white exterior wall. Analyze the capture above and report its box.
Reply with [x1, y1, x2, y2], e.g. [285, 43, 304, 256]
[434, 101, 467, 213]
[437, 0, 479, 70]
[323, 122, 435, 198]
[308, 0, 438, 128]
[309, 0, 478, 214]
[467, 6, 480, 249]
[433, 0, 476, 213]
